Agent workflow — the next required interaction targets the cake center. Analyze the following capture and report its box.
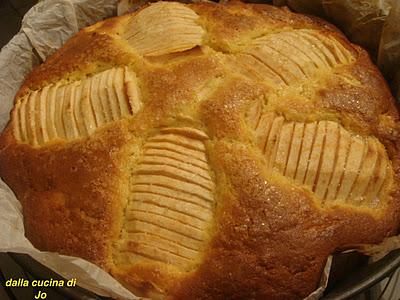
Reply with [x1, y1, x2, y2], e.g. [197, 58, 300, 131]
[116, 127, 215, 270]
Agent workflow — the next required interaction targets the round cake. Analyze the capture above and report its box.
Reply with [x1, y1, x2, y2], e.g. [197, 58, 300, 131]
[0, 1, 400, 299]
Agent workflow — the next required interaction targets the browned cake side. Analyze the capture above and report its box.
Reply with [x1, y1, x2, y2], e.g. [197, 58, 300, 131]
[1, 1, 400, 299]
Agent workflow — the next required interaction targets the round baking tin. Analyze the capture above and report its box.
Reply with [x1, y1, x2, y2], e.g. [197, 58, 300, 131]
[0, 249, 397, 299]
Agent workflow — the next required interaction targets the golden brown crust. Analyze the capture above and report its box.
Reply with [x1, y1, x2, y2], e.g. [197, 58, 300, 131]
[16, 28, 138, 99]
[316, 47, 399, 136]
[1, 1, 400, 299]
[168, 141, 399, 299]
[0, 123, 132, 268]
[190, 1, 346, 53]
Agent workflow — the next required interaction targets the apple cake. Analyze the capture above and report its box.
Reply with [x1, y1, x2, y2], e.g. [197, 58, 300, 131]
[0, 1, 399, 299]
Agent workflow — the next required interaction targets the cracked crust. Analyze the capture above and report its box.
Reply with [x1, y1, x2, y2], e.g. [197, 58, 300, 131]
[1, 1, 400, 299]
